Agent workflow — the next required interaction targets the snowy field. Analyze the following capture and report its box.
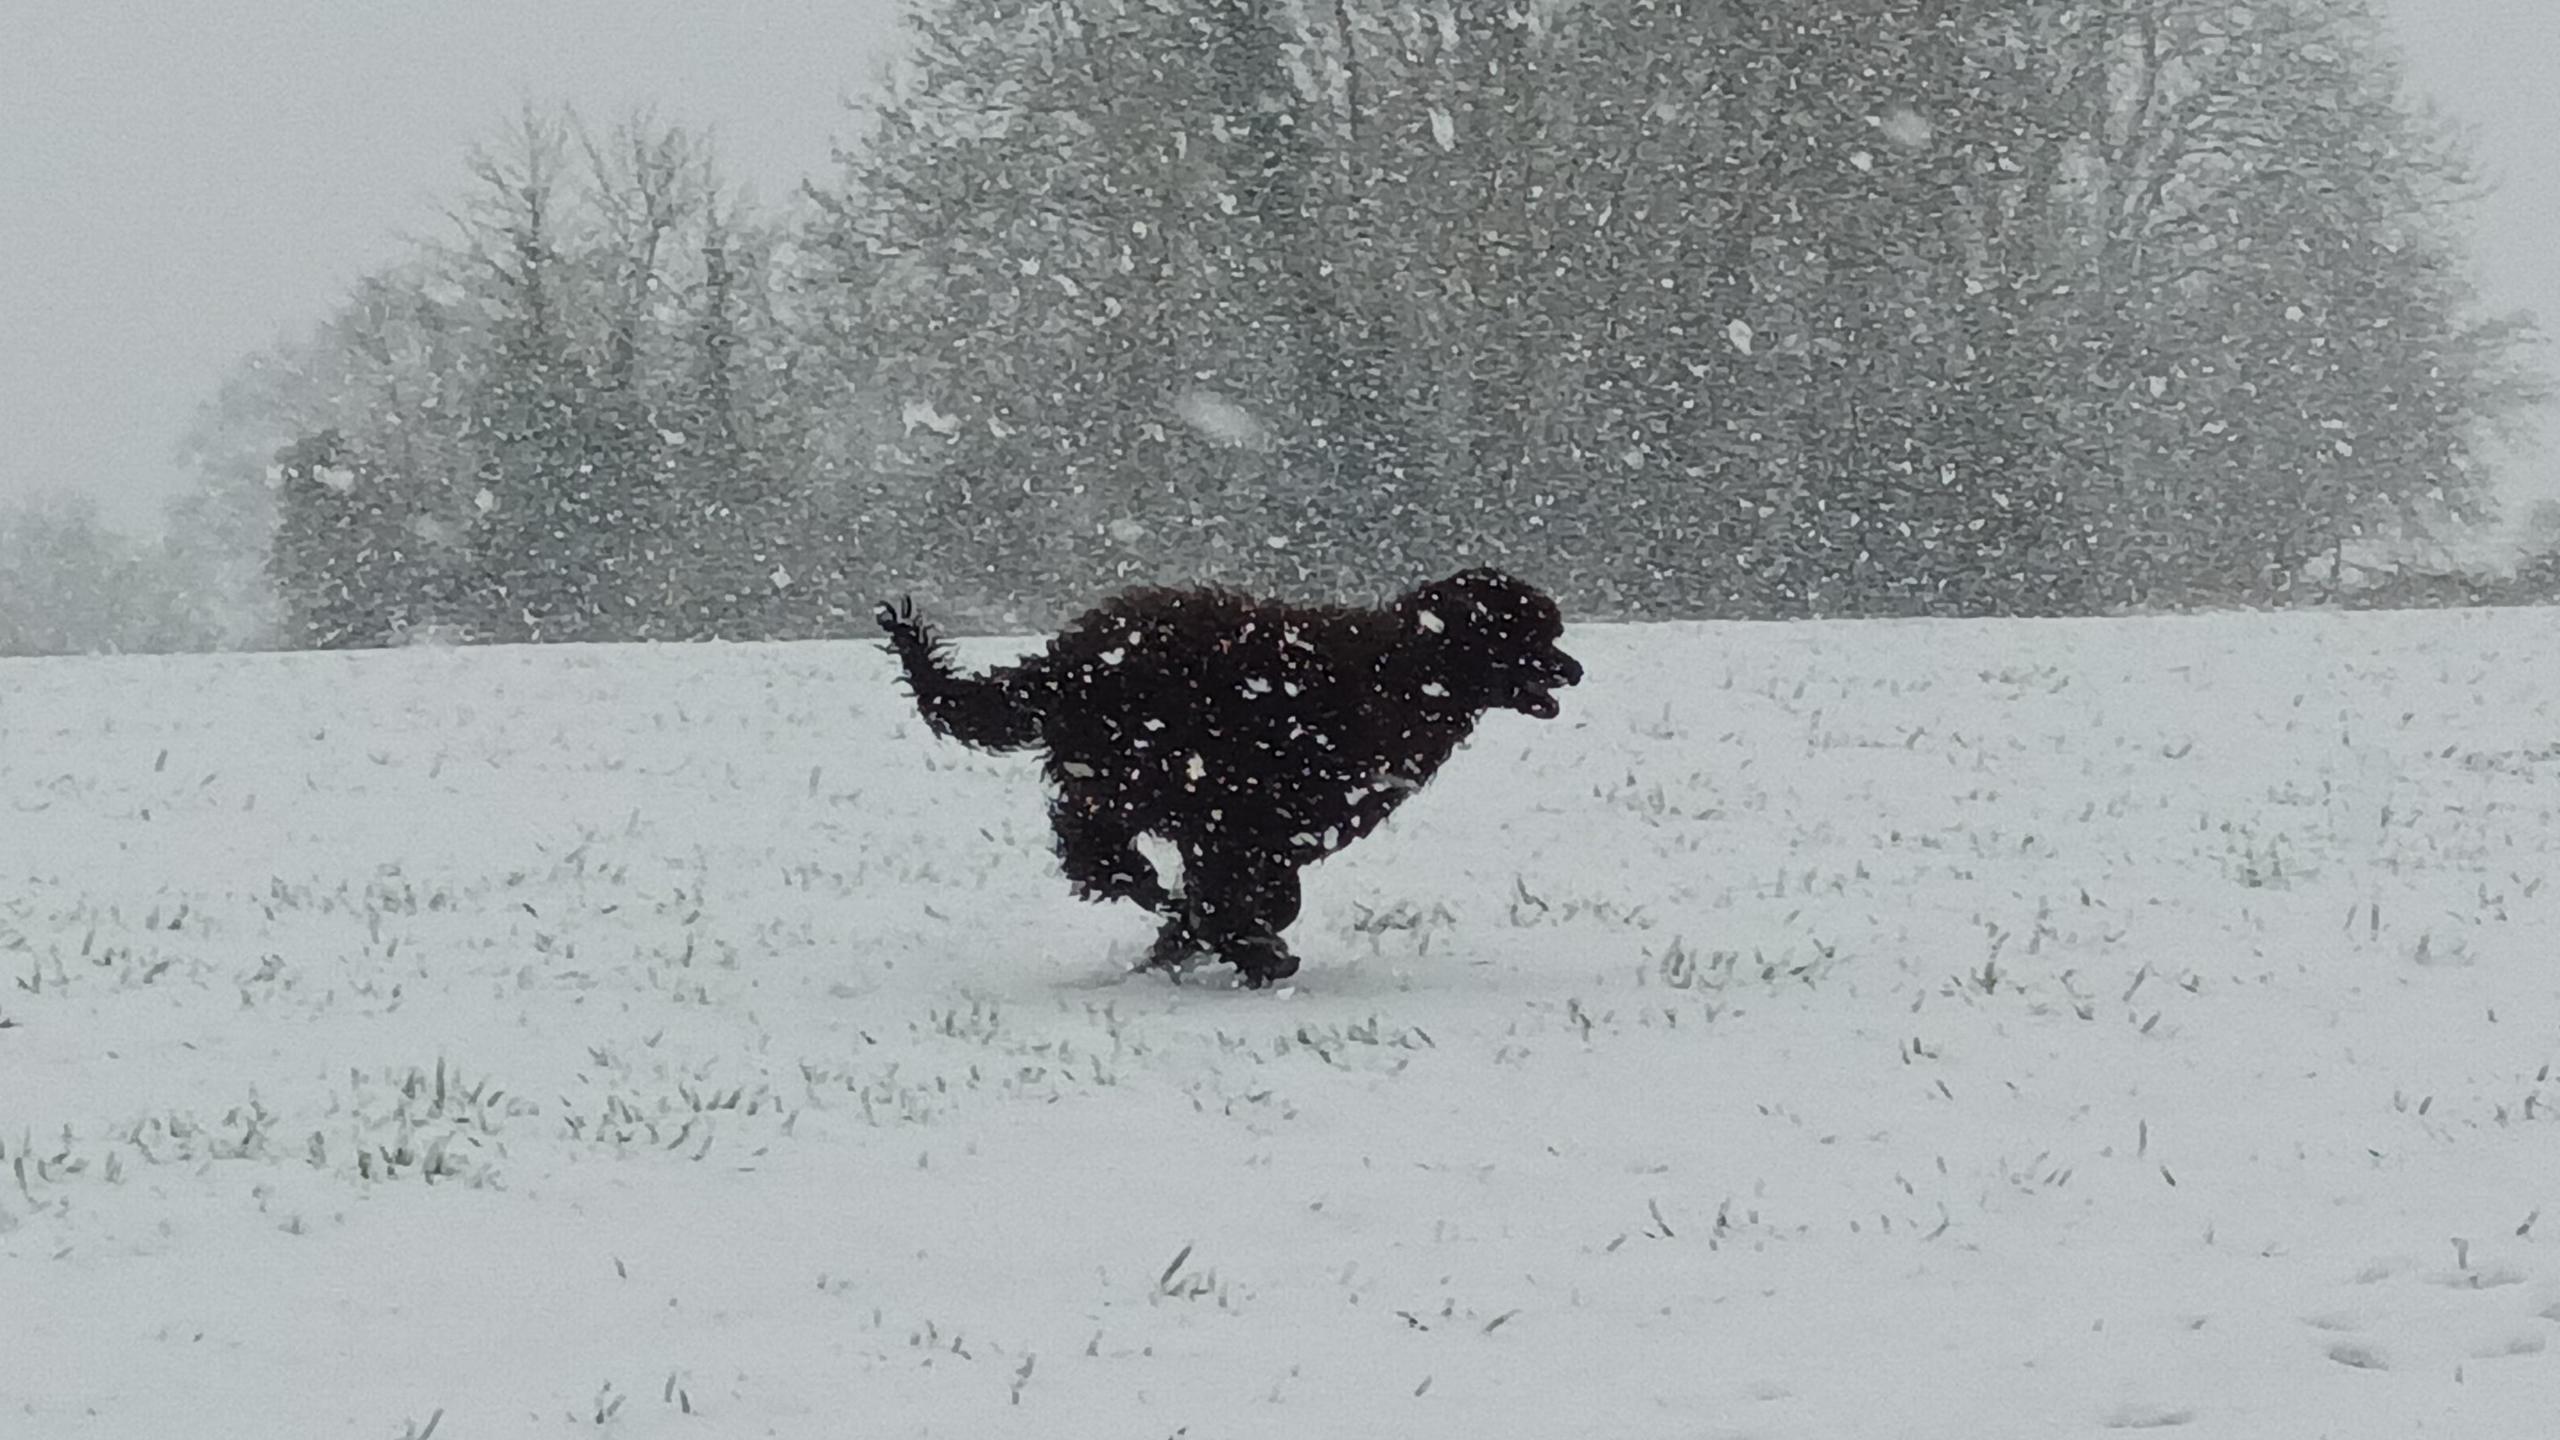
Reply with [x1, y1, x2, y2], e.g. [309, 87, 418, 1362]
[3, 609, 2557, 1439]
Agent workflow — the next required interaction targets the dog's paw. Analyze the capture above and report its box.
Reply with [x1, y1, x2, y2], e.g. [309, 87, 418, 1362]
[1227, 936, 1300, 989]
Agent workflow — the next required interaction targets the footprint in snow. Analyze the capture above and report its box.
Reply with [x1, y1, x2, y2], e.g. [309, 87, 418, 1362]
[2100, 1401, 2197, 1430]
[2467, 1331, 2547, 1361]
[2351, 1258, 2408, 1285]
[2323, 1256, 2558, 1371]
[2422, 1263, 2527, 1291]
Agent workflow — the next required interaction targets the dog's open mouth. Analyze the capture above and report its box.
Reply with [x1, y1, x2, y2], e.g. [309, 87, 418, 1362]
[1510, 649, 1582, 719]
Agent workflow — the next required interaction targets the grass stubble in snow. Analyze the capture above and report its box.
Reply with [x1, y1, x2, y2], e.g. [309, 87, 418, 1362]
[1, 609, 2556, 1438]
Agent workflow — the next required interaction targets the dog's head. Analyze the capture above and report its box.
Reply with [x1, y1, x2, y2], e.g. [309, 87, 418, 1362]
[1398, 567, 1584, 720]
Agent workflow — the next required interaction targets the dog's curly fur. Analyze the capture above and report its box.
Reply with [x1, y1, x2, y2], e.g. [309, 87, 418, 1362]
[876, 568, 1583, 985]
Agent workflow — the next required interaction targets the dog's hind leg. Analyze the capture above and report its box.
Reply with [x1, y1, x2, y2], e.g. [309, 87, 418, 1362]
[1182, 846, 1304, 988]
[1050, 792, 1172, 913]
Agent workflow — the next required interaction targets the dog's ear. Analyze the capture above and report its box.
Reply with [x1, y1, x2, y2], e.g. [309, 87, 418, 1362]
[1434, 567, 1566, 639]
[1399, 568, 1517, 633]
[1395, 577, 1466, 639]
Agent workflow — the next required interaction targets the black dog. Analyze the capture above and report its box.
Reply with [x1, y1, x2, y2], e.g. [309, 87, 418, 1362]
[875, 568, 1583, 986]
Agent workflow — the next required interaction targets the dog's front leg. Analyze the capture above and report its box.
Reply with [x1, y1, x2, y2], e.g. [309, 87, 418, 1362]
[1139, 904, 1207, 974]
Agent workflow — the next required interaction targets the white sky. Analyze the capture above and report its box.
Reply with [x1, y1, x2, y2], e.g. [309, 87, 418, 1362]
[0, 0, 904, 532]
[3, 0, 2555, 535]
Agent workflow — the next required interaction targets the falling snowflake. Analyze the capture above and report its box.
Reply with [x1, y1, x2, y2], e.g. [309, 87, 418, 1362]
[1172, 389, 1272, 450]
[1878, 105, 1934, 149]
[900, 398, 962, 438]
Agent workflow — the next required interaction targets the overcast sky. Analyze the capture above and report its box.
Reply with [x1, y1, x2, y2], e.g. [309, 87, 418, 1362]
[4, 0, 2555, 535]
[0, 0, 904, 532]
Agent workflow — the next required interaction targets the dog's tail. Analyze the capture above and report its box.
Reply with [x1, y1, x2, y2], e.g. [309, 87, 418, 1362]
[874, 597, 1046, 751]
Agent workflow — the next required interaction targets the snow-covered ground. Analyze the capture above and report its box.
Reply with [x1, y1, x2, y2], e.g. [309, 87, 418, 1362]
[3, 609, 2556, 1438]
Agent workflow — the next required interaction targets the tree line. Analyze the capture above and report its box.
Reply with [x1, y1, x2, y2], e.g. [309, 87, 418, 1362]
[41, 0, 2548, 656]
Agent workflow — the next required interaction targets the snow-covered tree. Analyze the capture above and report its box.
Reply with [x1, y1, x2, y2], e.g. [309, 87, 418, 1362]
[0, 493, 216, 656]
[811, 0, 2538, 620]
[185, 105, 829, 647]
[171, 3, 2549, 637]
